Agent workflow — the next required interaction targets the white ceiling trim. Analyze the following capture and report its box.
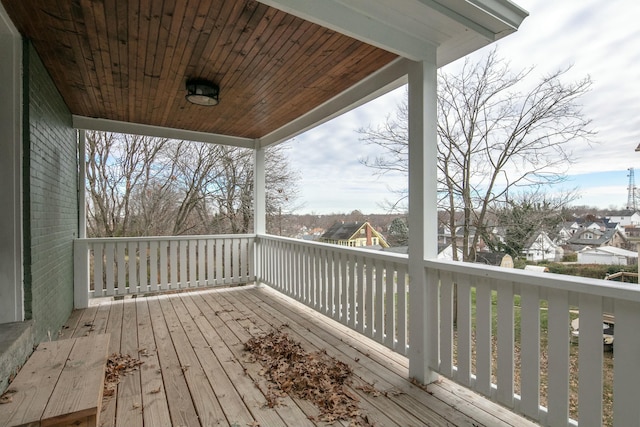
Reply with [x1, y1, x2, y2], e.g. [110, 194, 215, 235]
[464, 0, 529, 29]
[258, 57, 413, 148]
[258, 0, 527, 64]
[72, 116, 256, 149]
[257, 0, 438, 61]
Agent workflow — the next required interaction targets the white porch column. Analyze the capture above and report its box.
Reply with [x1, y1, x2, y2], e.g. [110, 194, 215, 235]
[74, 129, 89, 309]
[254, 142, 266, 235]
[407, 52, 439, 383]
[254, 142, 266, 284]
[78, 129, 86, 238]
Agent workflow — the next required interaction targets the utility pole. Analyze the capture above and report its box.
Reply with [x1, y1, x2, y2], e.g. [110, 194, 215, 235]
[627, 167, 638, 210]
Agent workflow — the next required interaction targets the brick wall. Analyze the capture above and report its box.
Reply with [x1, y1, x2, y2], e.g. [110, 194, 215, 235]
[23, 42, 78, 341]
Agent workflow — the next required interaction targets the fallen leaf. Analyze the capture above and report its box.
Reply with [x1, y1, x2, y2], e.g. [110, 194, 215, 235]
[244, 329, 373, 426]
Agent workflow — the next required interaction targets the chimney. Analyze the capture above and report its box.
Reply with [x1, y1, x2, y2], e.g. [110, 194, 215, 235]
[366, 223, 372, 246]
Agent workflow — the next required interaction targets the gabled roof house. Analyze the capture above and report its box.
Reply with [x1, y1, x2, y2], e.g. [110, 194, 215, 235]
[320, 221, 389, 248]
[606, 210, 640, 227]
[567, 227, 628, 252]
[523, 231, 564, 262]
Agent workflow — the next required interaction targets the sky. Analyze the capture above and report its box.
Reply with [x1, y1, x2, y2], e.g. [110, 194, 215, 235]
[281, 0, 640, 215]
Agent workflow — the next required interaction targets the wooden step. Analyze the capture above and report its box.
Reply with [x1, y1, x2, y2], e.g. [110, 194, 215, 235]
[0, 334, 110, 427]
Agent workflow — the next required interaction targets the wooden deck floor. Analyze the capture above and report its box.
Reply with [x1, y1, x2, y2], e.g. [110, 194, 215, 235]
[59, 285, 538, 427]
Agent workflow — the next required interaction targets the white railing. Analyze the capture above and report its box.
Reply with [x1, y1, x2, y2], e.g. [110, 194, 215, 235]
[73, 233, 640, 426]
[257, 235, 410, 356]
[427, 259, 640, 427]
[74, 235, 255, 307]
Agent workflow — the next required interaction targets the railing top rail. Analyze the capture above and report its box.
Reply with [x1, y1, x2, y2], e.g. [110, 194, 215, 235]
[76, 234, 257, 244]
[258, 234, 409, 264]
[426, 258, 640, 302]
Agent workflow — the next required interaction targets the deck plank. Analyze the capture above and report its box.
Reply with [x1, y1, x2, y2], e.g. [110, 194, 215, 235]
[169, 295, 256, 426]
[0, 340, 75, 426]
[71, 305, 98, 338]
[183, 293, 289, 427]
[115, 299, 143, 427]
[49, 286, 544, 427]
[220, 290, 415, 427]
[41, 334, 110, 426]
[101, 298, 124, 427]
[158, 295, 228, 426]
[58, 309, 83, 340]
[245, 286, 538, 427]
[135, 299, 171, 427]
[90, 303, 112, 335]
[197, 291, 315, 426]
[146, 297, 201, 427]
[228, 288, 451, 427]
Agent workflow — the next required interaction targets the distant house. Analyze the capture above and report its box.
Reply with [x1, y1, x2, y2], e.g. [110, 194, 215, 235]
[567, 228, 628, 252]
[523, 231, 564, 262]
[577, 246, 638, 265]
[437, 244, 464, 261]
[438, 224, 489, 254]
[320, 221, 389, 248]
[606, 210, 640, 227]
[556, 216, 623, 245]
[555, 222, 578, 245]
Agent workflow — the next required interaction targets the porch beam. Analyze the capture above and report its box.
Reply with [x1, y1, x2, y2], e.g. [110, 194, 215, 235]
[407, 52, 439, 383]
[259, 57, 409, 148]
[72, 115, 255, 149]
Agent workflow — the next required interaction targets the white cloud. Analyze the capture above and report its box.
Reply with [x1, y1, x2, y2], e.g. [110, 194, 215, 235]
[286, 0, 640, 214]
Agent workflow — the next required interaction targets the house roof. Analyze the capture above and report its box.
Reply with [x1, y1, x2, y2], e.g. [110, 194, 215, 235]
[523, 231, 558, 248]
[579, 246, 638, 258]
[321, 221, 366, 241]
[606, 210, 638, 217]
[1, 0, 527, 146]
[567, 228, 623, 246]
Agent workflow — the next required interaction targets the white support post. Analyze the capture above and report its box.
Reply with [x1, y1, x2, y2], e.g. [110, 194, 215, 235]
[78, 129, 86, 238]
[73, 239, 89, 309]
[407, 51, 439, 384]
[254, 141, 266, 283]
[74, 129, 89, 308]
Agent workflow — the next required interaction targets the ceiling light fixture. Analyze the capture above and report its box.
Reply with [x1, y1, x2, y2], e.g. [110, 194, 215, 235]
[185, 79, 219, 106]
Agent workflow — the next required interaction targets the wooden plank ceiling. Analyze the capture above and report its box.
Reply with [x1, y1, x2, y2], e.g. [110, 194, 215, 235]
[2, 0, 397, 139]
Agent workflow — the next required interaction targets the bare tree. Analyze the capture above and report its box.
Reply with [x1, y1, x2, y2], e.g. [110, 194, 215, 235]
[167, 141, 226, 235]
[266, 145, 302, 235]
[484, 190, 577, 257]
[86, 131, 170, 237]
[85, 132, 300, 237]
[360, 48, 594, 261]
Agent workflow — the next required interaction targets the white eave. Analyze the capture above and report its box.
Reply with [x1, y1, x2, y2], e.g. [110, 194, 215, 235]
[258, 0, 528, 66]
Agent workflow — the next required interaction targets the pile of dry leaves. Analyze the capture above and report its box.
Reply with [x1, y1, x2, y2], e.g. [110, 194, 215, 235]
[103, 353, 144, 399]
[244, 329, 374, 426]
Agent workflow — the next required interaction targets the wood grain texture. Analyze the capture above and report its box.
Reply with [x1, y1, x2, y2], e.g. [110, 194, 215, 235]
[46, 285, 540, 427]
[2, 0, 397, 139]
[0, 340, 74, 427]
[41, 334, 110, 427]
